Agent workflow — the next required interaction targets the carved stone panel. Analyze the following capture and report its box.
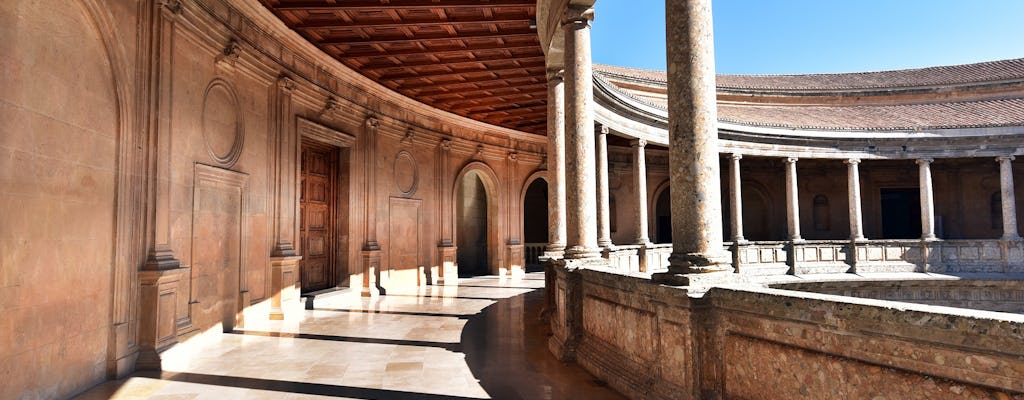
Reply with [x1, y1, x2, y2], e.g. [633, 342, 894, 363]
[201, 79, 244, 168]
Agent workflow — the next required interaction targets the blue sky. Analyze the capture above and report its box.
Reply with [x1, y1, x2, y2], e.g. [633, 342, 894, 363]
[591, 0, 1024, 74]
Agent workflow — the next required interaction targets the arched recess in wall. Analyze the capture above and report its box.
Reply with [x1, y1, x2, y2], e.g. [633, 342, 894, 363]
[520, 170, 548, 271]
[742, 181, 775, 241]
[453, 161, 503, 276]
[75, 0, 139, 378]
[652, 180, 671, 244]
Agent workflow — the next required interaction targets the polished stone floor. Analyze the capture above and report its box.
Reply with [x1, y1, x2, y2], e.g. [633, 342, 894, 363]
[76, 273, 624, 399]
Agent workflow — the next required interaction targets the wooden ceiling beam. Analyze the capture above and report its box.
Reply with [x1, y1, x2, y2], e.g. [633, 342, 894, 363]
[400, 74, 543, 90]
[273, 0, 536, 11]
[338, 43, 539, 59]
[361, 55, 545, 72]
[468, 104, 546, 118]
[321, 30, 537, 46]
[381, 63, 544, 81]
[449, 98, 545, 113]
[294, 16, 530, 30]
[416, 82, 546, 98]
[439, 93, 537, 108]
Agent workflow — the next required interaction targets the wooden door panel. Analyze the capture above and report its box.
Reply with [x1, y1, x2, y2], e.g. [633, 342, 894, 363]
[300, 140, 337, 292]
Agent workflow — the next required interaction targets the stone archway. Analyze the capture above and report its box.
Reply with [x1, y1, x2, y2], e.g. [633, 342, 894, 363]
[453, 162, 503, 276]
[652, 180, 672, 244]
[520, 172, 549, 271]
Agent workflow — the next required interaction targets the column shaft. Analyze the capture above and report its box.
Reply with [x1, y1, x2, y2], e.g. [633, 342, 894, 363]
[729, 154, 744, 242]
[546, 70, 567, 254]
[562, 6, 600, 260]
[663, 0, 729, 275]
[596, 125, 613, 248]
[846, 159, 865, 241]
[632, 139, 650, 244]
[918, 158, 936, 240]
[998, 156, 1019, 239]
[784, 158, 802, 241]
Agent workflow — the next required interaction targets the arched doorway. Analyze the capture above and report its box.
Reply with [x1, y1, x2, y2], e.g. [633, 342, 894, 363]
[655, 186, 672, 244]
[522, 177, 548, 271]
[457, 170, 492, 276]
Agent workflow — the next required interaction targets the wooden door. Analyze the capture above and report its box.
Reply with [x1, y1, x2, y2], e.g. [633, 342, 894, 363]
[300, 140, 337, 292]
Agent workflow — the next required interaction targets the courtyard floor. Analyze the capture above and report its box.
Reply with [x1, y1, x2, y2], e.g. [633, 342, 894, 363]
[75, 272, 624, 400]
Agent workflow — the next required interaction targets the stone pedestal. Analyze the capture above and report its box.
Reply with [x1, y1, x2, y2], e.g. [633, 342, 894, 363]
[268, 255, 300, 320]
[361, 249, 382, 296]
[137, 267, 185, 371]
[507, 243, 525, 277]
[437, 245, 458, 286]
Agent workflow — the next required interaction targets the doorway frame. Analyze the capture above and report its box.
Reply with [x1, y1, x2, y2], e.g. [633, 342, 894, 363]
[296, 117, 356, 290]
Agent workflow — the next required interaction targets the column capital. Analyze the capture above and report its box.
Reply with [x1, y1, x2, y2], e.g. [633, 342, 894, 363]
[784, 157, 798, 165]
[439, 139, 452, 151]
[561, 5, 595, 26]
[546, 68, 564, 82]
[844, 158, 861, 165]
[997, 155, 1016, 163]
[365, 115, 380, 129]
[632, 138, 647, 148]
[916, 158, 934, 166]
[276, 75, 296, 93]
[729, 153, 743, 161]
[596, 124, 609, 135]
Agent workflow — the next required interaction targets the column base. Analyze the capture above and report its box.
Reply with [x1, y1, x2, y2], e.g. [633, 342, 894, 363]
[268, 256, 301, 320]
[654, 251, 733, 286]
[361, 250, 383, 296]
[563, 245, 603, 261]
[436, 245, 458, 286]
[137, 267, 186, 371]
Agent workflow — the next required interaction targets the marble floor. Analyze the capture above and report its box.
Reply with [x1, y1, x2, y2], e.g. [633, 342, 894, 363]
[76, 273, 624, 400]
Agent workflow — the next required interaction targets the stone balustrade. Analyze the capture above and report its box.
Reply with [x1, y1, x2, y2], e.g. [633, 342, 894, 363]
[547, 265, 1024, 400]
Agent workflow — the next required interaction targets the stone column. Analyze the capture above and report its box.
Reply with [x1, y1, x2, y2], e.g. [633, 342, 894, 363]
[998, 156, 1020, 239]
[546, 69, 567, 258]
[596, 124, 613, 249]
[784, 157, 802, 241]
[632, 139, 650, 245]
[561, 6, 601, 260]
[846, 159, 865, 241]
[728, 154, 745, 243]
[918, 158, 937, 240]
[656, 0, 731, 285]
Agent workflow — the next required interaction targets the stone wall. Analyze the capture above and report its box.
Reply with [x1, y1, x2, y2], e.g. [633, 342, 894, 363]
[549, 266, 1024, 399]
[0, 0, 126, 397]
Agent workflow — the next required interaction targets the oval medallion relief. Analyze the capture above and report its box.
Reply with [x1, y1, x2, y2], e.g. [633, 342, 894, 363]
[394, 151, 418, 197]
[201, 79, 244, 168]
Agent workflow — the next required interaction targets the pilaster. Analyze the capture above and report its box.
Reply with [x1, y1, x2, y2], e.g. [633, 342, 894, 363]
[362, 116, 382, 295]
[437, 139, 457, 284]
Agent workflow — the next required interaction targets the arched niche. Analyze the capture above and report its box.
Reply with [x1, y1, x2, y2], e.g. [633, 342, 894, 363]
[452, 161, 504, 276]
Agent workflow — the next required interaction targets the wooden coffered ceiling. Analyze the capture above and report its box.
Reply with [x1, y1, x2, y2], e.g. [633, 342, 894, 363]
[260, 0, 547, 134]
